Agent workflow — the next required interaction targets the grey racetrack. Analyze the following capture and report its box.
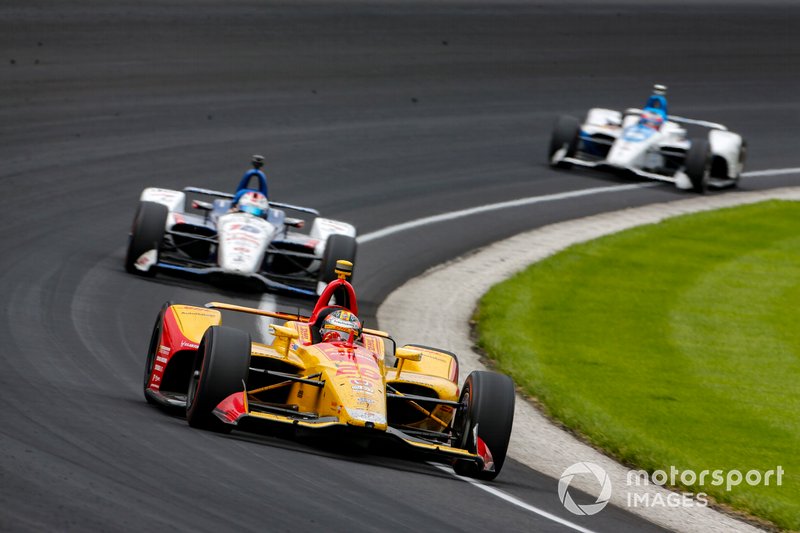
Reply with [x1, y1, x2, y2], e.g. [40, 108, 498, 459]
[2, 2, 798, 531]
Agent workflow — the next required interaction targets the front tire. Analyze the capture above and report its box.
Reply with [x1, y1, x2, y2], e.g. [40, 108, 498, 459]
[732, 139, 747, 187]
[452, 371, 515, 480]
[186, 326, 251, 432]
[319, 233, 357, 284]
[548, 115, 581, 169]
[685, 138, 711, 194]
[125, 201, 168, 276]
[143, 301, 172, 405]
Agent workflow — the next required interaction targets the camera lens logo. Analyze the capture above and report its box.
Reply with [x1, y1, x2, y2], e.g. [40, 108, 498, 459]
[558, 462, 613, 516]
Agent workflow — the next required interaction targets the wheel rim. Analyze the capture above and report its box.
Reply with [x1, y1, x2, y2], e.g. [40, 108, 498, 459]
[186, 352, 202, 411]
[453, 387, 471, 449]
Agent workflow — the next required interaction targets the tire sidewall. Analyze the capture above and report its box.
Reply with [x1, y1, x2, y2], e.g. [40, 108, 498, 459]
[319, 233, 357, 283]
[125, 201, 168, 275]
[549, 115, 580, 166]
[685, 138, 711, 194]
[186, 326, 251, 430]
[453, 371, 515, 480]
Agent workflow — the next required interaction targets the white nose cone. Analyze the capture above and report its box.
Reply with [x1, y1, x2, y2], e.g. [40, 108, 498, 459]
[217, 213, 276, 274]
[607, 126, 655, 168]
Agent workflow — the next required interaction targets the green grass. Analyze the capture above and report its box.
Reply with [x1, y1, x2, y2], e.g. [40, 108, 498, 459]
[476, 200, 800, 530]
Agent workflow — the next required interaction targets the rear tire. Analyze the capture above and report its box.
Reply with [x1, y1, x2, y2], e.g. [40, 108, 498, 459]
[685, 138, 711, 194]
[319, 233, 357, 284]
[452, 371, 515, 480]
[125, 201, 168, 276]
[548, 115, 581, 169]
[186, 326, 251, 432]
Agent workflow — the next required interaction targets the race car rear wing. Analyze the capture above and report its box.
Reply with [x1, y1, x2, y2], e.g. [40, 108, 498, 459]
[183, 186, 321, 216]
[624, 108, 728, 131]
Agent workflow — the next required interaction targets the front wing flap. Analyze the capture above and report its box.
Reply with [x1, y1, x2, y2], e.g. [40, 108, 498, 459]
[212, 392, 487, 470]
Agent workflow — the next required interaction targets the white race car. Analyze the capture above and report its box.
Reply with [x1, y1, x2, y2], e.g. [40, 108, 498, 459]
[548, 106, 746, 193]
[125, 158, 357, 297]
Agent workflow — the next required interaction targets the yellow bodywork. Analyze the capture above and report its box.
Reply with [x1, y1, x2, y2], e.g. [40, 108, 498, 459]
[169, 305, 222, 344]
[179, 301, 479, 465]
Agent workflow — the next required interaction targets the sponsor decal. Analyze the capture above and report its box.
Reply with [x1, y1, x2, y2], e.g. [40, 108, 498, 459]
[320, 346, 379, 367]
[351, 385, 374, 394]
[297, 325, 312, 344]
[350, 379, 372, 387]
[154, 364, 163, 372]
[151, 374, 161, 383]
[348, 409, 386, 424]
[362, 336, 384, 355]
[180, 340, 199, 349]
[356, 397, 374, 405]
[239, 225, 261, 234]
[418, 350, 448, 363]
[621, 125, 654, 143]
[225, 235, 261, 245]
[336, 364, 381, 380]
[158, 345, 170, 355]
[179, 311, 218, 318]
[297, 389, 304, 399]
[156, 356, 169, 364]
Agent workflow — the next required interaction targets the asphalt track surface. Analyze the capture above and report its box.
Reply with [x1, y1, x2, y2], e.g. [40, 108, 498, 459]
[2, 1, 799, 531]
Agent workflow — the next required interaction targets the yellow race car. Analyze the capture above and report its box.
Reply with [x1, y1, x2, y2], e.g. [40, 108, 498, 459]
[143, 260, 515, 480]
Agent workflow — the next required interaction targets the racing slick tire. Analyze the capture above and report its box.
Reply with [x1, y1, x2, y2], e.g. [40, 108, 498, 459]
[186, 326, 251, 432]
[685, 138, 711, 194]
[319, 233, 357, 284]
[125, 201, 168, 276]
[143, 301, 172, 405]
[548, 115, 581, 169]
[452, 371, 515, 480]
[732, 139, 747, 187]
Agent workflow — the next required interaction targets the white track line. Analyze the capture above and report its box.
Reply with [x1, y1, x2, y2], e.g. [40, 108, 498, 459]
[742, 166, 800, 177]
[431, 464, 600, 533]
[357, 183, 653, 244]
[357, 167, 800, 244]
[259, 166, 799, 530]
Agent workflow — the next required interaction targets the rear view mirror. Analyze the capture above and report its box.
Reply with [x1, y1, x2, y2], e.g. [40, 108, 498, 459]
[192, 200, 214, 211]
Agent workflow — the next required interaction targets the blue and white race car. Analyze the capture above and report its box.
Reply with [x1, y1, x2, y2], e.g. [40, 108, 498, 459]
[548, 85, 746, 193]
[125, 156, 357, 296]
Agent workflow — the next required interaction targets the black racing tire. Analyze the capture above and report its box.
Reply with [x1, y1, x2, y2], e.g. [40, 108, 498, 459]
[319, 233, 357, 284]
[452, 371, 515, 480]
[685, 138, 711, 194]
[733, 139, 747, 187]
[548, 115, 581, 169]
[143, 301, 172, 404]
[125, 201, 168, 276]
[186, 326, 251, 432]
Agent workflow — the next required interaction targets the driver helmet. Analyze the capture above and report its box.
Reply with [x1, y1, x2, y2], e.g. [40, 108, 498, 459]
[639, 110, 664, 130]
[237, 191, 269, 218]
[320, 309, 362, 343]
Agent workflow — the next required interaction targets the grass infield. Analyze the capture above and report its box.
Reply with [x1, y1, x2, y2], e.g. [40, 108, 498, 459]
[476, 200, 800, 530]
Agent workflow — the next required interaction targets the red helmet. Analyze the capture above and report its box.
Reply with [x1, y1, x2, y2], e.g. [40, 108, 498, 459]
[320, 309, 362, 343]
